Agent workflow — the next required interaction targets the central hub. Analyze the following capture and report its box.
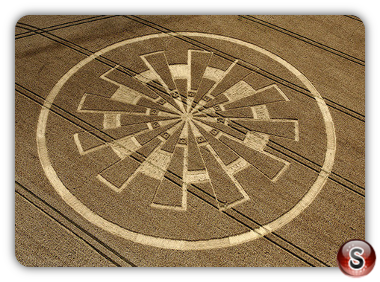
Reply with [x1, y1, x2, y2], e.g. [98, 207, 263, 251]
[181, 112, 193, 122]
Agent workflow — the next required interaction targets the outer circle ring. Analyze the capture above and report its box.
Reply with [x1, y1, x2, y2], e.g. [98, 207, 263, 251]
[36, 32, 336, 250]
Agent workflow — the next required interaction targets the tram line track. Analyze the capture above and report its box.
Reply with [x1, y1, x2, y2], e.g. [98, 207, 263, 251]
[239, 15, 365, 66]
[16, 15, 117, 40]
[15, 180, 137, 267]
